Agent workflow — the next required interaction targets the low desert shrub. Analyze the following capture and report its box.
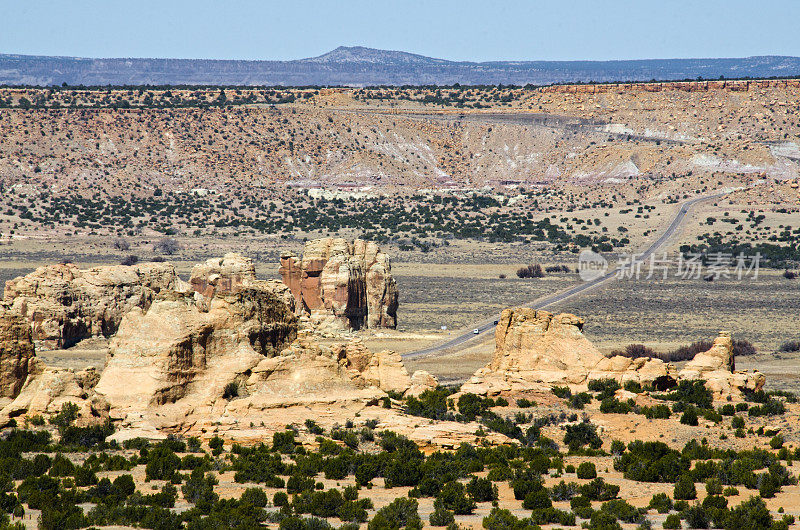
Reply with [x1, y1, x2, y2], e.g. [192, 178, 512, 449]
[779, 340, 800, 353]
[516, 264, 544, 278]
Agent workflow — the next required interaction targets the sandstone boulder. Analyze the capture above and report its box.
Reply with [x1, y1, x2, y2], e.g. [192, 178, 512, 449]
[0, 310, 35, 398]
[3, 262, 188, 348]
[334, 338, 412, 393]
[679, 331, 734, 377]
[680, 332, 764, 397]
[588, 356, 671, 385]
[279, 238, 398, 330]
[405, 370, 439, 397]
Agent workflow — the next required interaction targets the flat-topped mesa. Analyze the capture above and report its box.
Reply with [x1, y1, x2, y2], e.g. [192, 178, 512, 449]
[189, 253, 257, 298]
[2, 262, 188, 349]
[462, 308, 764, 398]
[278, 238, 398, 331]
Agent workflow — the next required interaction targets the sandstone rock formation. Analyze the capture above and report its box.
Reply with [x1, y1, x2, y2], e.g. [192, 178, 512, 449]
[679, 332, 765, 397]
[0, 310, 35, 398]
[462, 308, 763, 397]
[0, 254, 425, 443]
[3, 262, 187, 348]
[95, 284, 298, 413]
[279, 238, 398, 330]
[0, 362, 107, 423]
[405, 370, 440, 398]
[92, 278, 410, 435]
[190, 253, 257, 298]
[334, 338, 411, 393]
[462, 309, 671, 394]
[680, 331, 735, 376]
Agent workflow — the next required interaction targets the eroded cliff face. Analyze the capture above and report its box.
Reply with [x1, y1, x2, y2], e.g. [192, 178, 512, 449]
[2, 262, 187, 348]
[463, 308, 764, 397]
[95, 284, 299, 412]
[279, 238, 398, 331]
[0, 255, 431, 442]
[0, 310, 35, 399]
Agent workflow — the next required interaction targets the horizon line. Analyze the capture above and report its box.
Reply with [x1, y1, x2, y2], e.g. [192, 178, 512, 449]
[1, 46, 799, 64]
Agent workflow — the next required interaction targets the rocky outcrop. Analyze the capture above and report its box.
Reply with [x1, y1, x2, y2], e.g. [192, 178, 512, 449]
[0, 254, 418, 439]
[279, 238, 398, 330]
[190, 253, 257, 298]
[405, 370, 439, 398]
[462, 309, 672, 394]
[92, 279, 410, 435]
[680, 331, 735, 376]
[95, 284, 299, 413]
[0, 362, 107, 423]
[334, 338, 412, 393]
[0, 310, 35, 398]
[680, 332, 765, 397]
[462, 308, 763, 397]
[189, 253, 296, 312]
[3, 262, 188, 349]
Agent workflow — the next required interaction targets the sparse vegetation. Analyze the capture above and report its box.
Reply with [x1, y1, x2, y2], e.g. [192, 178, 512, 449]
[516, 264, 544, 279]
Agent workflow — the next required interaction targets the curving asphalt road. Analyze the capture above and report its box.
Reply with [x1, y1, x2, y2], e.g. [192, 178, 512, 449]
[402, 189, 733, 360]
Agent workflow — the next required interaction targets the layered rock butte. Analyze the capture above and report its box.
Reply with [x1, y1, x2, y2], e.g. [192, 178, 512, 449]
[462, 308, 765, 397]
[279, 238, 398, 331]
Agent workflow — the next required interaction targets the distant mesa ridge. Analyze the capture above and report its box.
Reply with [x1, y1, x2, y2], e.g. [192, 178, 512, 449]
[1, 46, 800, 86]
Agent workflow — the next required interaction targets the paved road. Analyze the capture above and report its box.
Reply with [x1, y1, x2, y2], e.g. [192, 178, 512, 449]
[402, 189, 732, 360]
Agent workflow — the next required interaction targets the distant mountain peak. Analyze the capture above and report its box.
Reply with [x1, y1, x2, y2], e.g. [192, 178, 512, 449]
[305, 46, 444, 65]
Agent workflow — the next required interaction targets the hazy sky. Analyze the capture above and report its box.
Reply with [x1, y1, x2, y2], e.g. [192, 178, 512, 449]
[2, 0, 799, 62]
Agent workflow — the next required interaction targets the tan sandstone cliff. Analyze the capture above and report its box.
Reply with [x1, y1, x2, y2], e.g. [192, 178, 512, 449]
[0, 310, 35, 399]
[2, 262, 187, 348]
[91, 279, 414, 437]
[462, 308, 764, 397]
[279, 238, 398, 331]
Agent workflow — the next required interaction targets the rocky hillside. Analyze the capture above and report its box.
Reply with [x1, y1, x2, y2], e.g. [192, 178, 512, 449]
[3, 82, 800, 195]
[2, 82, 800, 262]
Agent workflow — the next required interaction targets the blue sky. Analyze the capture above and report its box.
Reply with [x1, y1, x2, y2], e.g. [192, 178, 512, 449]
[2, 0, 799, 62]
